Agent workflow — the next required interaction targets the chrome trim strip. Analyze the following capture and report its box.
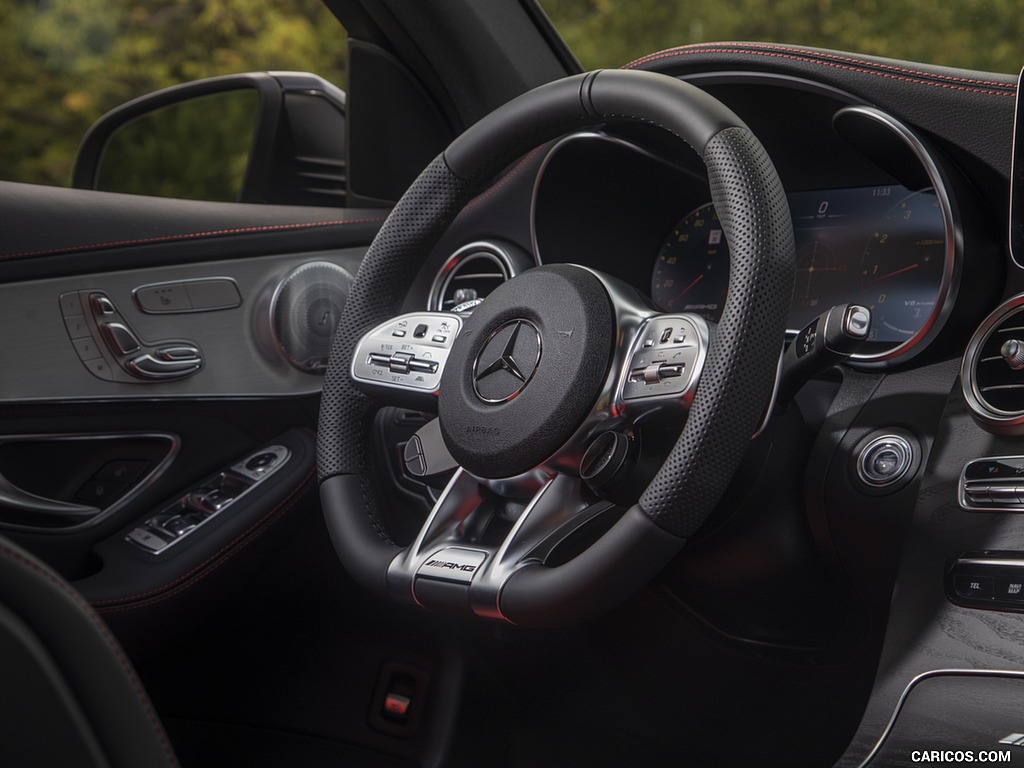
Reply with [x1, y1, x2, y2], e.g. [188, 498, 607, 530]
[428, 241, 519, 312]
[752, 349, 785, 440]
[1008, 65, 1024, 267]
[955, 557, 1024, 569]
[835, 106, 961, 367]
[858, 669, 1024, 767]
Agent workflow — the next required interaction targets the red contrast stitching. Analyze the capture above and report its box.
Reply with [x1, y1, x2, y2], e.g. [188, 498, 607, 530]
[93, 469, 315, 612]
[464, 146, 545, 210]
[0, 542, 179, 766]
[0, 217, 388, 262]
[624, 43, 1016, 97]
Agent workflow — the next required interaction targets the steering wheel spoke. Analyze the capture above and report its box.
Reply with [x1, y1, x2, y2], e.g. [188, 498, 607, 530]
[385, 468, 485, 603]
[469, 473, 607, 619]
[387, 469, 617, 620]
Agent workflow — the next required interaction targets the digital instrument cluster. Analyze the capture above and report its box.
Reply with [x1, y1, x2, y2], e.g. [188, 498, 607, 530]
[651, 184, 950, 358]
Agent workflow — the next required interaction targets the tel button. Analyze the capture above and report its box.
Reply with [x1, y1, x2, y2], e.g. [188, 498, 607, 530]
[954, 574, 993, 600]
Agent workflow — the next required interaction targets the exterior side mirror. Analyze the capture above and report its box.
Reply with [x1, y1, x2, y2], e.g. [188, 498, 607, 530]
[72, 72, 346, 206]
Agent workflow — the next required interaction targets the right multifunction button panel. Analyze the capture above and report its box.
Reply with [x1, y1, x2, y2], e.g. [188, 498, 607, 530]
[619, 315, 707, 405]
[60, 290, 203, 382]
[126, 445, 290, 554]
[959, 456, 1024, 511]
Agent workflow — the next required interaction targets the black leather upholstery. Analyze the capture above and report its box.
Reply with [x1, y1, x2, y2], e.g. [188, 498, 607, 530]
[0, 535, 178, 768]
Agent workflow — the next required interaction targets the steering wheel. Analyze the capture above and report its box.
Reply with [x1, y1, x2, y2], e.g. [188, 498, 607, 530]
[318, 69, 794, 627]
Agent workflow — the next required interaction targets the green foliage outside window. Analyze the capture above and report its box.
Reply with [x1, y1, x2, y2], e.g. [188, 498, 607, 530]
[4, 0, 1023, 191]
[541, 0, 1024, 75]
[95, 89, 259, 201]
[0, 0, 345, 187]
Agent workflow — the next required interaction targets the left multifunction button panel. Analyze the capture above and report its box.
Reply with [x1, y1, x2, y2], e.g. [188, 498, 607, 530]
[126, 445, 289, 554]
[351, 313, 463, 404]
[59, 291, 203, 382]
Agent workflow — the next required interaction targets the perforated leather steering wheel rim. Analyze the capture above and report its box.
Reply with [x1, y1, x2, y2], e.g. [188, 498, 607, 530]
[318, 69, 795, 627]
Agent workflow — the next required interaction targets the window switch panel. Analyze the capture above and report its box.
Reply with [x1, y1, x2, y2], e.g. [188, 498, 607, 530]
[126, 445, 290, 554]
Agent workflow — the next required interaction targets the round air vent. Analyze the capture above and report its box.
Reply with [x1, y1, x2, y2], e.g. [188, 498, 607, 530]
[962, 293, 1024, 434]
[429, 242, 519, 312]
[270, 261, 353, 373]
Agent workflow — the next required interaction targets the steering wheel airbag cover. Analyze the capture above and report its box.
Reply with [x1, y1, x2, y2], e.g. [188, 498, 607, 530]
[438, 264, 613, 479]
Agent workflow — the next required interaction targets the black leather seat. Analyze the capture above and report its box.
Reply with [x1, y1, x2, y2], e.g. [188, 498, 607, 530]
[0, 534, 178, 768]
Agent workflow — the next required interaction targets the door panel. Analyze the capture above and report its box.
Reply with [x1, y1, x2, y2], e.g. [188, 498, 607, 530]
[0, 181, 384, 281]
[0, 180, 381, 632]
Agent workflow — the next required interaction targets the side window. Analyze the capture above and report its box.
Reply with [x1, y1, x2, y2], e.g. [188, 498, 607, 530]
[93, 89, 261, 202]
[0, 0, 346, 204]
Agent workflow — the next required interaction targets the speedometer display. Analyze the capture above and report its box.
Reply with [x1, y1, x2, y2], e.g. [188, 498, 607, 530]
[860, 192, 946, 341]
[650, 184, 952, 358]
[650, 203, 729, 322]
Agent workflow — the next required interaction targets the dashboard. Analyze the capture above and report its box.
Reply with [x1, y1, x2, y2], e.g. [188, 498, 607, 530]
[525, 77, 999, 368]
[397, 65, 1024, 764]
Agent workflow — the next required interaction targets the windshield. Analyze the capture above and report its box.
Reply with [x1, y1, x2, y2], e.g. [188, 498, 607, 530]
[539, 0, 1023, 74]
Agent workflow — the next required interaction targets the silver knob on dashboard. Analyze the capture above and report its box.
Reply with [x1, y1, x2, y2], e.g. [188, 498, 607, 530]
[1001, 339, 1024, 371]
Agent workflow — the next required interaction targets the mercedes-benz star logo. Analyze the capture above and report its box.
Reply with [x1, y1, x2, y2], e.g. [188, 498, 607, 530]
[472, 319, 542, 404]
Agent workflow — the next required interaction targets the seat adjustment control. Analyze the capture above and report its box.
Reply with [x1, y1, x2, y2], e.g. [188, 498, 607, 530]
[101, 323, 141, 355]
[125, 346, 202, 379]
[59, 290, 203, 383]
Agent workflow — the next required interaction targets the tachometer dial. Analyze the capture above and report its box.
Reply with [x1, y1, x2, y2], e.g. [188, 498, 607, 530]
[859, 191, 946, 342]
[651, 203, 729, 321]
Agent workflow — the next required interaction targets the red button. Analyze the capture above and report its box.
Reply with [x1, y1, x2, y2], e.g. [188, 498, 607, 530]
[383, 693, 411, 718]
